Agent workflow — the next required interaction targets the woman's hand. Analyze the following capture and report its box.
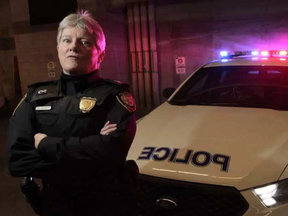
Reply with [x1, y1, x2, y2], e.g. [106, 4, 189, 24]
[34, 133, 48, 149]
[100, 121, 117, 135]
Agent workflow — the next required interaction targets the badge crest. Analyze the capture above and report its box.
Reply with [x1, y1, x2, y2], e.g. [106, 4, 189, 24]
[79, 97, 97, 113]
[117, 92, 136, 112]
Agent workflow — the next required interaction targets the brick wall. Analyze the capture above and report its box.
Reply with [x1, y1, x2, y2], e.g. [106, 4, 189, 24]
[95, 0, 129, 84]
[0, 0, 16, 100]
[9, 0, 60, 95]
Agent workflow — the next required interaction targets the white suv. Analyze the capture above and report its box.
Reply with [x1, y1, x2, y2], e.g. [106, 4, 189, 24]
[128, 50, 288, 216]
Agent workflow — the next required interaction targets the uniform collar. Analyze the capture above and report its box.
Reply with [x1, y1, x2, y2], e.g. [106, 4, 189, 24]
[60, 70, 102, 95]
[60, 70, 101, 83]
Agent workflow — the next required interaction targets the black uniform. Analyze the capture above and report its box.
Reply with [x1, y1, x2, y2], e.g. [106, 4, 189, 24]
[7, 70, 138, 216]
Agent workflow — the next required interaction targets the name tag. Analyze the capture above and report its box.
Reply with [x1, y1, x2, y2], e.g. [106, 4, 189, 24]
[35, 106, 52, 111]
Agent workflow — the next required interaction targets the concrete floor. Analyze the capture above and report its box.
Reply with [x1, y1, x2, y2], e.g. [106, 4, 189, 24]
[0, 106, 153, 216]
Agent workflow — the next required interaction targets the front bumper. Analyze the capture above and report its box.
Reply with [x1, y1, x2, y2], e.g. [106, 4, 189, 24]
[137, 174, 248, 216]
[137, 174, 288, 216]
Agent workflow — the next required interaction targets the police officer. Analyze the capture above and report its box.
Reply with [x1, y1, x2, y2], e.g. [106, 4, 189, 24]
[7, 10, 138, 216]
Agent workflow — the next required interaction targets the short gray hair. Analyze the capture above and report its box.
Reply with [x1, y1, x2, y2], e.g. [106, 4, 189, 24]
[57, 10, 106, 54]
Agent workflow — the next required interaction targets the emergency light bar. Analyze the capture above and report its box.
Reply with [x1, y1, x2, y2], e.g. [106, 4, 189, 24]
[220, 50, 288, 59]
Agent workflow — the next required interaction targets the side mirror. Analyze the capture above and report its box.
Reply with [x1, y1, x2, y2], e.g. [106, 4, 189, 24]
[163, 88, 176, 99]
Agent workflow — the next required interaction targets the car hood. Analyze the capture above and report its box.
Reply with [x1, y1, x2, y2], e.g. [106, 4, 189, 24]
[128, 102, 288, 190]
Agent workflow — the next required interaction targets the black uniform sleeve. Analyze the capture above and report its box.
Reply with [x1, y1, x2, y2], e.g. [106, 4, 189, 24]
[37, 91, 137, 164]
[7, 95, 57, 177]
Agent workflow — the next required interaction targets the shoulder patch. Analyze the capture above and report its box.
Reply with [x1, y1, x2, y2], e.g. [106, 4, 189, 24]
[12, 94, 27, 116]
[116, 92, 136, 113]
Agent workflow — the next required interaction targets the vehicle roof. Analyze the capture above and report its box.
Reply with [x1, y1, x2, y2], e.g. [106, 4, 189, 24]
[204, 57, 288, 68]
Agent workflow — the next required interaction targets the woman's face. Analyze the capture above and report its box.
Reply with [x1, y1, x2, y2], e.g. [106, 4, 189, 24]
[57, 27, 103, 75]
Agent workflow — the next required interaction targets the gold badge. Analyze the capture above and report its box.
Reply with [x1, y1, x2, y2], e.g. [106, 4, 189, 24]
[116, 92, 136, 112]
[79, 97, 97, 113]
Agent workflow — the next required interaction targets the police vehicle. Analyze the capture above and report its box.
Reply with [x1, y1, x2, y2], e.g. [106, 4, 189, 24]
[128, 50, 288, 216]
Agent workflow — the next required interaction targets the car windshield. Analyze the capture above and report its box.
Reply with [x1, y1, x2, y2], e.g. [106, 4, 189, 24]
[170, 65, 288, 110]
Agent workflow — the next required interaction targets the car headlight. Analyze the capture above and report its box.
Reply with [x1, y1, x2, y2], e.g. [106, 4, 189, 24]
[253, 179, 288, 208]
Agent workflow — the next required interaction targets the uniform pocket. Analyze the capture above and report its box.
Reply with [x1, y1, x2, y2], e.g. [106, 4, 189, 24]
[36, 113, 59, 125]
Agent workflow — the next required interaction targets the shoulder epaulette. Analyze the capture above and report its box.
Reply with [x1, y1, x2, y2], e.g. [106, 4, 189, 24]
[27, 79, 60, 102]
[103, 79, 129, 87]
[28, 80, 58, 89]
